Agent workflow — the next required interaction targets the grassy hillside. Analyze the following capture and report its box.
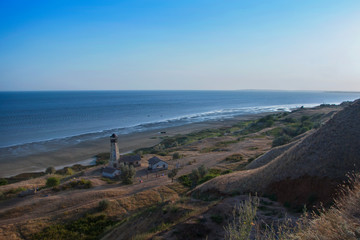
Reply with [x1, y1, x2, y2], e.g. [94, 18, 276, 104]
[194, 100, 360, 209]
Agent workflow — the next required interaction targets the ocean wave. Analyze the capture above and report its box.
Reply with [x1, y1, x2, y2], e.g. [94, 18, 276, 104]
[0, 102, 320, 157]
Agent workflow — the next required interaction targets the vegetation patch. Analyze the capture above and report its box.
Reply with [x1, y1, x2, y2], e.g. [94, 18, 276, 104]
[240, 115, 275, 134]
[119, 164, 136, 184]
[101, 177, 116, 184]
[3, 172, 46, 185]
[0, 178, 8, 185]
[46, 176, 60, 188]
[178, 167, 230, 188]
[210, 214, 224, 224]
[135, 128, 228, 155]
[98, 199, 110, 211]
[95, 152, 110, 165]
[272, 114, 323, 147]
[53, 178, 92, 192]
[31, 214, 116, 240]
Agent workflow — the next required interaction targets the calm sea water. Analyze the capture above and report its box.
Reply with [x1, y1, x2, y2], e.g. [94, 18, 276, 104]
[0, 90, 359, 149]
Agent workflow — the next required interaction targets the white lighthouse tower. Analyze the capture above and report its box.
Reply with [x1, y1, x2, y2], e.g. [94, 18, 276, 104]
[110, 133, 120, 168]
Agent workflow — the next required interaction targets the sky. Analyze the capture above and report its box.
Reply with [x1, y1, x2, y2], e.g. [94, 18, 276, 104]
[0, 0, 359, 91]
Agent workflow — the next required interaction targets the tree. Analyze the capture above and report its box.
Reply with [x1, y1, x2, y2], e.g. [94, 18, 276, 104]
[66, 167, 74, 176]
[190, 169, 200, 187]
[172, 152, 181, 160]
[168, 168, 179, 182]
[0, 178, 8, 186]
[46, 177, 60, 188]
[119, 164, 136, 184]
[98, 199, 110, 211]
[45, 166, 56, 174]
[198, 165, 208, 178]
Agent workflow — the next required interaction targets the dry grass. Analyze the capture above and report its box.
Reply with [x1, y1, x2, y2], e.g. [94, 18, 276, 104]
[223, 174, 360, 240]
[195, 100, 360, 206]
[292, 174, 360, 240]
[117, 186, 179, 212]
[224, 195, 259, 240]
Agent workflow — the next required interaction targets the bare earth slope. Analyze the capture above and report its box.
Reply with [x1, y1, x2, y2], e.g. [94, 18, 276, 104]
[194, 99, 360, 206]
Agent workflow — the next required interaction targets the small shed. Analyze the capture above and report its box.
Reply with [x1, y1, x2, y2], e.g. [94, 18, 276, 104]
[119, 154, 141, 167]
[148, 157, 168, 171]
[102, 166, 120, 178]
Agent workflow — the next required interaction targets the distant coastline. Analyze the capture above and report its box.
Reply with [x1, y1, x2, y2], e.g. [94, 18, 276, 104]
[1, 90, 359, 177]
[0, 112, 270, 178]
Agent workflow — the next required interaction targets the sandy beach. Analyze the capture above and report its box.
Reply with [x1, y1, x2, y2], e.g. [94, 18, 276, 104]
[0, 113, 269, 178]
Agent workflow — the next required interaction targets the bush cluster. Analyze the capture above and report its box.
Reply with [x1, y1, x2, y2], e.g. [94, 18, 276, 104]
[135, 128, 226, 155]
[31, 214, 115, 240]
[0, 178, 8, 185]
[46, 177, 60, 188]
[119, 164, 136, 184]
[225, 154, 243, 162]
[45, 167, 56, 174]
[272, 115, 320, 147]
[179, 167, 231, 188]
[242, 115, 274, 134]
[172, 152, 181, 160]
[98, 199, 110, 211]
[95, 152, 110, 165]
[167, 168, 179, 182]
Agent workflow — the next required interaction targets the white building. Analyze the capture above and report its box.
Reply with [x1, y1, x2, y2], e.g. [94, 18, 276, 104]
[102, 166, 120, 178]
[148, 157, 168, 171]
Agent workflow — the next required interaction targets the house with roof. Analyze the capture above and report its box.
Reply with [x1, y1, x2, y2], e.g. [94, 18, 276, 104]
[119, 154, 141, 167]
[148, 156, 168, 171]
[102, 166, 120, 178]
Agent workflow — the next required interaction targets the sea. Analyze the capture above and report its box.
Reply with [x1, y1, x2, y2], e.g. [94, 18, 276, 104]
[0, 90, 359, 155]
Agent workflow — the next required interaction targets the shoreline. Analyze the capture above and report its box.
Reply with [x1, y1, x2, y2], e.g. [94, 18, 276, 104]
[0, 112, 271, 178]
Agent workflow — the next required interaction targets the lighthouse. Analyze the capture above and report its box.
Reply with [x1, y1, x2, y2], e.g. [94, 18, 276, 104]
[110, 133, 120, 168]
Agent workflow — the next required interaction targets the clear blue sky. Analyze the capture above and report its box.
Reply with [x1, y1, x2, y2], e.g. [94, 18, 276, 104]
[0, 0, 359, 91]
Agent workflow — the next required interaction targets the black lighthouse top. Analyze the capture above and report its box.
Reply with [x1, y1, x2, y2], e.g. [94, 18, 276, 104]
[110, 133, 118, 143]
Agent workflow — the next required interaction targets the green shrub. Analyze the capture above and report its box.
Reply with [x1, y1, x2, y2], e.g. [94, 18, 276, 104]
[272, 135, 292, 147]
[225, 154, 243, 162]
[198, 175, 216, 184]
[8, 187, 26, 194]
[45, 167, 56, 174]
[178, 174, 192, 187]
[101, 177, 116, 184]
[71, 179, 92, 189]
[198, 165, 208, 178]
[98, 199, 110, 211]
[283, 117, 296, 123]
[0, 178, 8, 185]
[208, 168, 222, 175]
[190, 169, 201, 187]
[198, 169, 222, 185]
[301, 115, 310, 122]
[119, 164, 136, 184]
[221, 170, 232, 175]
[242, 115, 275, 134]
[31, 214, 115, 240]
[172, 152, 181, 160]
[0, 191, 5, 200]
[168, 168, 179, 182]
[211, 214, 224, 224]
[46, 177, 60, 188]
[66, 168, 74, 176]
